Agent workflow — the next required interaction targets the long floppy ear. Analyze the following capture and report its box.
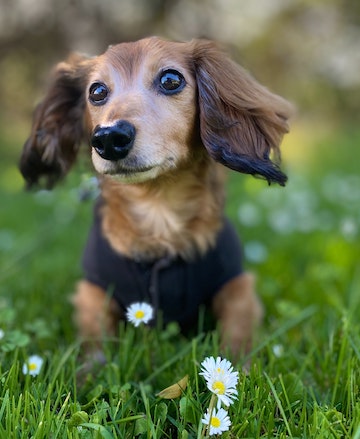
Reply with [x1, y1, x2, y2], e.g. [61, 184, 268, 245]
[192, 40, 293, 186]
[19, 54, 89, 188]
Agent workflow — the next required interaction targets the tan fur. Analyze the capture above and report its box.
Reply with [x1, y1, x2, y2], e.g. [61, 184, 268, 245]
[212, 273, 263, 357]
[72, 281, 122, 346]
[20, 37, 293, 358]
[101, 156, 225, 261]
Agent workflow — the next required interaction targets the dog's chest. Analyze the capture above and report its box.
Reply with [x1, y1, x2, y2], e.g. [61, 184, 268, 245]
[82, 207, 243, 329]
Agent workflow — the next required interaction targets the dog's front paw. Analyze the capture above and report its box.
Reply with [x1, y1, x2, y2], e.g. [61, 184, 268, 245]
[76, 348, 107, 385]
[212, 272, 263, 359]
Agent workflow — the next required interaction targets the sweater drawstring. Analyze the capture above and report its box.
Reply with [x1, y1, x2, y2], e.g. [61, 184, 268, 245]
[148, 256, 173, 319]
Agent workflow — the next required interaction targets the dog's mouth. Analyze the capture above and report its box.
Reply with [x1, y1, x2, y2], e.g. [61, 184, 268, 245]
[106, 164, 154, 175]
[103, 164, 162, 183]
[91, 147, 156, 181]
[91, 148, 176, 183]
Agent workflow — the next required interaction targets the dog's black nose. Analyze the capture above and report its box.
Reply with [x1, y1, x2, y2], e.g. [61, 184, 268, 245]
[91, 121, 136, 160]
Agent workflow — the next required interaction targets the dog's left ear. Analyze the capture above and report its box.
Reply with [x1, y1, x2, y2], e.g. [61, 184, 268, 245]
[20, 54, 89, 188]
[192, 40, 293, 186]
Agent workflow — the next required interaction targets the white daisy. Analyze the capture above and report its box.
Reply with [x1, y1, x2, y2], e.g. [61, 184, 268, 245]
[126, 302, 153, 327]
[200, 356, 235, 381]
[200, 356, 239, 408]
[202, 407, 231, 436]
[22, 355, 43, 376]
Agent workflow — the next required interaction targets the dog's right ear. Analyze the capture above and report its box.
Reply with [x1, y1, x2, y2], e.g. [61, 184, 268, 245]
[20, 54, 89, 188]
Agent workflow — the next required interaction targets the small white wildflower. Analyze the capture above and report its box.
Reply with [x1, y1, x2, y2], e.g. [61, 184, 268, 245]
[244, 241, 268, 264]
[237, 203, 261, 227]
[0, 329, 4, 340]
[202, 407, 231, 436]
[200, 356, 239, 408]
[126, 302, 153, 327]
[272, 344, 284, 358]
[22, 355, 43, 376]
[340, 217, 358, 240]
[268, 209, 295, 234]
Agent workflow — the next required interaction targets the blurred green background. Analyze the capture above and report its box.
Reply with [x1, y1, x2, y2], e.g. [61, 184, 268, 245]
[1, 0, 359, 330]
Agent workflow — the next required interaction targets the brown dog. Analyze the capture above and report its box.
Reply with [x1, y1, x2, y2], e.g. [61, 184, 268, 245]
[20, 37, 292, 358]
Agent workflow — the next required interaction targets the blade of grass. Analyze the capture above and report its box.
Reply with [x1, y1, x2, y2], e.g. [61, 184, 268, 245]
[264, 372, 293, 437]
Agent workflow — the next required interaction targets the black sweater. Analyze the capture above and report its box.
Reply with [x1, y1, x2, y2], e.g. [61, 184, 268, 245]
[82, 201, 243, 330]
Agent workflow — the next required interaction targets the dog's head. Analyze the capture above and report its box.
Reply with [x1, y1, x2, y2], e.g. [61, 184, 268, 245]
[20, 37, 292, 188]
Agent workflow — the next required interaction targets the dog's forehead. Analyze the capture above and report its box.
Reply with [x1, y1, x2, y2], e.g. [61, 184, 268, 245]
[101, 38, 192, 75]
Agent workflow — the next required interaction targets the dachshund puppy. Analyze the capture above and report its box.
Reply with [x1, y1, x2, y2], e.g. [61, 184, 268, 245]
[20, 37, 292, 358]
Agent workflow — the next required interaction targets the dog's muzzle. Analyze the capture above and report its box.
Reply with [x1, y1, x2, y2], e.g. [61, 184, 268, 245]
[91, 121, 136, 161]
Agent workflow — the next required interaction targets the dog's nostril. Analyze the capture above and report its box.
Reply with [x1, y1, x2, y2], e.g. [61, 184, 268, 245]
[91, 121, 136, 161]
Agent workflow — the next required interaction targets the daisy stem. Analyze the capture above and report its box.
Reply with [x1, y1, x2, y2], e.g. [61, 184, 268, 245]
[199, 393, 217, 439]
[143, 326, 152, 373]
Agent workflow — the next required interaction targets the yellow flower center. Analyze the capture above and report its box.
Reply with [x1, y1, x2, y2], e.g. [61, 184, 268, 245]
[29, 363, 37, 371]
[210, 416, 221, 428]
[135, 310, 145, 319]
[212, 380, 225, 395]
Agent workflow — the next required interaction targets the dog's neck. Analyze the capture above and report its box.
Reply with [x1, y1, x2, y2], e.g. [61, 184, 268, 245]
[99, 157, 226, 261]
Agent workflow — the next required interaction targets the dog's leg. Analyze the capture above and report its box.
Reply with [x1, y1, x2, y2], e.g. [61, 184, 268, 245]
[212, 273, 263, 359]
[72, 280, 121, 354]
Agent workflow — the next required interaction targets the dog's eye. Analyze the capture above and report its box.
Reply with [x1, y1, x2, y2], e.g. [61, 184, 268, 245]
[89, 82, 109, 105]
[158, 70, 185, 94]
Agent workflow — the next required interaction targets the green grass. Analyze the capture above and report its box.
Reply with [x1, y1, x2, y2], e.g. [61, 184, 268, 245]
[1, 128, 360, 437]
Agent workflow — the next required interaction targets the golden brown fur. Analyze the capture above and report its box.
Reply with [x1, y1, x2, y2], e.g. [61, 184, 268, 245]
[101, 156, 224, 261]
[20, 37, 292, 358]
